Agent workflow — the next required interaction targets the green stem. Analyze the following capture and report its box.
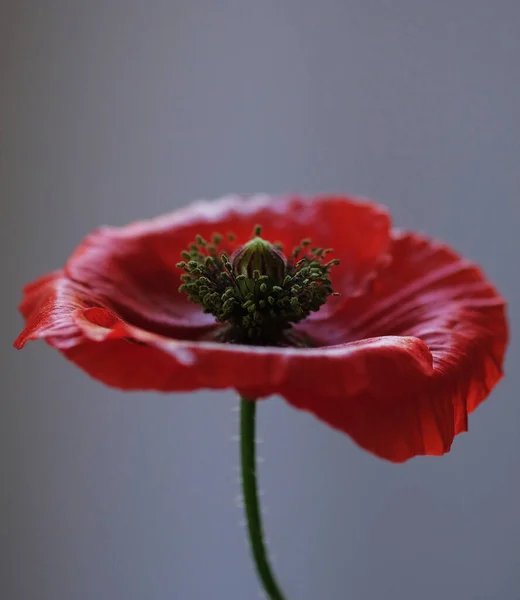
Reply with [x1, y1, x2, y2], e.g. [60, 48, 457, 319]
[240, 396, 287, 600]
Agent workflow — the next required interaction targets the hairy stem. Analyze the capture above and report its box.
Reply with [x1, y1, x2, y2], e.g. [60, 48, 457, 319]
[240, 396, 287, 600]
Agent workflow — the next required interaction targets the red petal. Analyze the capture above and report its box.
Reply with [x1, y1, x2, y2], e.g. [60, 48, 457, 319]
[65, 195, 391, 329]
[15, 274, 433, 424]
[297, 231, 508, 459]
[64, 226, 217, 339]
[14, 271, 85, 349]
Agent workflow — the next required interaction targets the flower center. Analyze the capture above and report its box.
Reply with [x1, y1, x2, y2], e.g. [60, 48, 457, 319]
[177, 226, 340, 345]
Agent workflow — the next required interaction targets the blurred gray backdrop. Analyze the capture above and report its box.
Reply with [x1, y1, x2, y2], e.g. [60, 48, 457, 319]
[1, 1, 519, 599]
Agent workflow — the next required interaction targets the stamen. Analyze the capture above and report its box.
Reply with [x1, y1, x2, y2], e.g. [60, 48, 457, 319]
[177, 227, 340, 345]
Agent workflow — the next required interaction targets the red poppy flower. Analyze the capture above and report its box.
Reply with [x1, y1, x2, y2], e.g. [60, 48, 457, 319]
[14, 195, 508, 462]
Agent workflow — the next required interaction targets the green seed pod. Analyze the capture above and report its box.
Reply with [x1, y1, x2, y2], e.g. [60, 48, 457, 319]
[231, 237, 286, 285]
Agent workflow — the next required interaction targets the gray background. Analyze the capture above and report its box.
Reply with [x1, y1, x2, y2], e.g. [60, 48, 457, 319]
[1, 1, 519, 599]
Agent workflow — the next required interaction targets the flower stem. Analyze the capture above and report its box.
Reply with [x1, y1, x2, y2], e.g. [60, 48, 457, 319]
[239, 396, 287, 600]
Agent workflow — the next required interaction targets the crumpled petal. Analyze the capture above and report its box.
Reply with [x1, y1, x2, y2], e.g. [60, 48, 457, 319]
[14, 197, 507, 462]
[64, 194, 391, 327]
[296, 231, 508, 459]
[14, 271, 435, 463]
